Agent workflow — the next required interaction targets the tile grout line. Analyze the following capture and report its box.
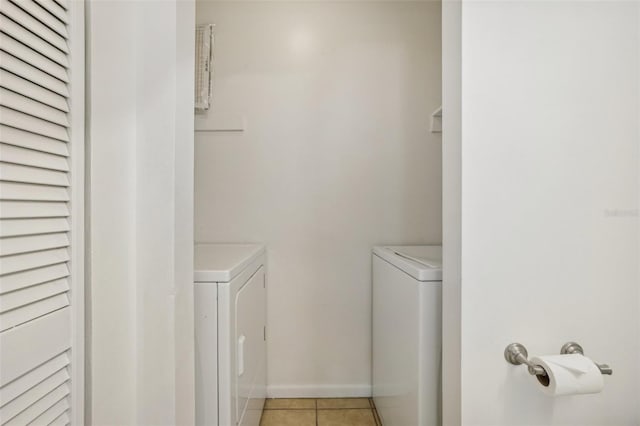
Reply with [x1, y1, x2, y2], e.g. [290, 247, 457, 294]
[262, 398, 380, 426]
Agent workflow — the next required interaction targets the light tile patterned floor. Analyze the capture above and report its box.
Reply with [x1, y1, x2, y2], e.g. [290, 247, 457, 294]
[260, 398, 382, 426]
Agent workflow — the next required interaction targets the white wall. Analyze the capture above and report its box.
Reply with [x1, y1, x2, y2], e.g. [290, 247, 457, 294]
[87, 1, 195, 424]
[441, 0, 461, 424]
[445, 1, 640, 425]
[195, 1, 442, 396]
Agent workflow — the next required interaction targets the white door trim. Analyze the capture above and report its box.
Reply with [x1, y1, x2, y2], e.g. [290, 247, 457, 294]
[68, 1, 85, 424]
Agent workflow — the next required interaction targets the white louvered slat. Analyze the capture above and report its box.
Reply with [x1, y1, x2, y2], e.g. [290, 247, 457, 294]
[0, 34, 68, 82]
[0, 163, 69, 186]
[0, 278, 68, 313]
[0, 70, 69, 112]
[0, 217, 69, 238]
[0, 201, 69, 219]
[7, 0, 68, 39]
[30, 395, 70, 426]
[0, 88, 69, 126]
[51, 0, 68, 10]
[2, 382, 69, 425]
[0, 182, 69, 202]
[0, 292, 69, 331]
[0, 247, 68, 275]
[49, 411, 70, 426]
[0, 107, 68, 142]
[0, 233, 68, 256]
[0, 353, 68, 406]
[35, 403, 70, 426]
[0, 367, 69, 423]
[0, 0, 68, 53]
[39, 404, 70, 426]
[52, 0, 68, 10]
[0, 125, 68, 156]
[0, 263, 68, 294]
[0, 308, 70, 385]
[0, 51, 69, 97]
[0, 15, 68, 68]
[33, 0, 67, 24]
[0, 143, 68, 170]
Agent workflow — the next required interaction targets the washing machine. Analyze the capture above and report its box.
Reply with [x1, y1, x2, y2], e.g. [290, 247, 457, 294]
[195, 244, 267, 426]
[372, 245, 442, 426]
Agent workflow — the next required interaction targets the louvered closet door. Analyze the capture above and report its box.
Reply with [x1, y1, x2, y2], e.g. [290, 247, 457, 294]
[0, 0, 82, 425]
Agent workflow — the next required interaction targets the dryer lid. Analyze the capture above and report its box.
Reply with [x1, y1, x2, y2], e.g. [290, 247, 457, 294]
[373, 245, 442, 282]
[195, 244, 265, 282]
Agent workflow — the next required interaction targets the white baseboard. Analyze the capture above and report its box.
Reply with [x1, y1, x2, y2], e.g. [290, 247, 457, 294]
[266, 384, 372, 399]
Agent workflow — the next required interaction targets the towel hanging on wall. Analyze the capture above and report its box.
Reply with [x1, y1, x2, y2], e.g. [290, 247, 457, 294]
[195, 24, 214, 112]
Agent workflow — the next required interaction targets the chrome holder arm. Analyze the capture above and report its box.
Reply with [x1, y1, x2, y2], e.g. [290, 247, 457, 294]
[504, 343, 547, 376]
[560, 342, 613, 375]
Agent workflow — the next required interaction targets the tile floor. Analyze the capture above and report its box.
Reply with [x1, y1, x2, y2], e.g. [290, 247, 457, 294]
[259, 398, 382, 426]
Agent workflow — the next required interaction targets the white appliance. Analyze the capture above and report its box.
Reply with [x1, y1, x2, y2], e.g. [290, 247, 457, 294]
[195, 244, 267, 426]
[372, 245, 442, 426]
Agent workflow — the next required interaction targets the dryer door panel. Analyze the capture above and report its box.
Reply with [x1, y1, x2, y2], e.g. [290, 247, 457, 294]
[234, 267, 266, 426]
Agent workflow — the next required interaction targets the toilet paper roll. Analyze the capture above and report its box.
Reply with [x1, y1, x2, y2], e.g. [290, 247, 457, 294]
[530, 354, 604, 396]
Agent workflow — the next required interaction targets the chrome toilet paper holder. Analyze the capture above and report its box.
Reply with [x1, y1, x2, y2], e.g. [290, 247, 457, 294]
[504, 342, 613, 376]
